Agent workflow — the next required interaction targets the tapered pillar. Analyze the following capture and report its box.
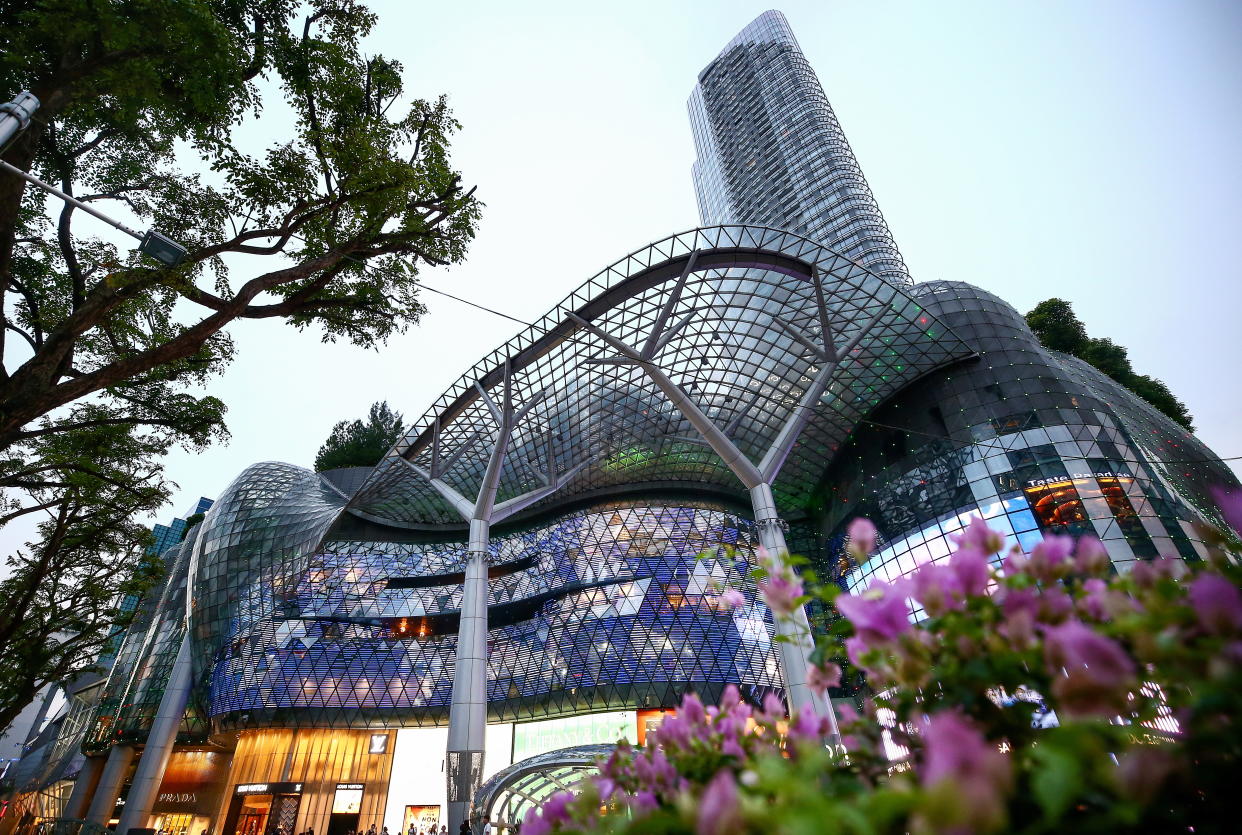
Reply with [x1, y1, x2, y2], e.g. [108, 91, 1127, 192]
[116, 632, 193, 835]
[84, 744, 135, 825]
[750, 483, 839, 739]
[62, 755, 105, 820]
[446, 518, 490, 834]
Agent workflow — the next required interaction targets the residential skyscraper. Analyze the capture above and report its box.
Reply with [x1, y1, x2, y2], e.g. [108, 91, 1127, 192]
[689, 11, 911, 286]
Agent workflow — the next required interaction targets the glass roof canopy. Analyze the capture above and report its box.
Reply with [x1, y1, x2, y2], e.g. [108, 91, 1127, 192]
[347, 225, 973, 530]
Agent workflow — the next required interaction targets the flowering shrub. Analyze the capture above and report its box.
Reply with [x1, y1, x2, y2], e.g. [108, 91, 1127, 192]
[520, 495, 1242, 834]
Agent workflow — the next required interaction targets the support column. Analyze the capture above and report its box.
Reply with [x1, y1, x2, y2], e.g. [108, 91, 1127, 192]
[84, 744, 135, 825]
[749, 483, 840, 739]
[62, 755, 105, 820]
[115, 632, 193, 835]
[446, 518, 490, 835]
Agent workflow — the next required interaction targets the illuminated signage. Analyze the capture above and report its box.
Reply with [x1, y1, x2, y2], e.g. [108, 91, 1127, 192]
[157, 793, 196, 804]
[332, 785, 364, 814]
[1025, 472, 1134, 489]
[369, 733, 389, 754]
[235, 782, 303, 795]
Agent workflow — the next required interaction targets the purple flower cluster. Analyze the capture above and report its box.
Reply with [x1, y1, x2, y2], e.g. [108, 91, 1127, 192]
[522, 506, 1242, 835]
[524, 685, 835, 834]
[755, 547, 804, 617]
[919, 711, 1011, 831]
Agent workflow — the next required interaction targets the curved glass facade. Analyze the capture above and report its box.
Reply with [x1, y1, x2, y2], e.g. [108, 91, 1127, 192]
[17, 13, 1237, 835]
[208, 498, 781, 730]
[815, 281, 1238, 600]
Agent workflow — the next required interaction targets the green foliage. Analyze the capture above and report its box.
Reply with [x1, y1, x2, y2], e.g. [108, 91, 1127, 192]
[533, 521, 1242, 835]
[0, 415, 169, 731]
[0, 1, 478, 727]
[314, 399, 404, 471]
[1025, 298, 1193, 430]
[179, 512, 206, 541]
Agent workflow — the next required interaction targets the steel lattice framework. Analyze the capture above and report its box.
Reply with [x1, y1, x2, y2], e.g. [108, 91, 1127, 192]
[471, 744, 614, 830]
[348, 225, 971, 530]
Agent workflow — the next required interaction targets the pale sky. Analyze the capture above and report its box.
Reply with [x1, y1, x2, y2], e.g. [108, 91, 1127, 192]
[5, 0, 1241, 550]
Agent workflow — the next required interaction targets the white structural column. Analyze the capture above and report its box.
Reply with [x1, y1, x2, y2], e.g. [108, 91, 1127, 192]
[115, 632, 194, 835]
[402, 364, 590, 835]
[84, 744, 135, 825]
[444, 517, 491, 832]
[749, 482, 834, 735]
[570, 261, 882, 734]
[63, 754, 105, 820]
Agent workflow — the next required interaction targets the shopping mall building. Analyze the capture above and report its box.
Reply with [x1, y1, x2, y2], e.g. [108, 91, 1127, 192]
[4, 11, 1237, 835]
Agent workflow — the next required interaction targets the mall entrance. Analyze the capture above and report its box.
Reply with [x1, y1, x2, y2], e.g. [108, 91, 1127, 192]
[222, 784, 303, 835]
[326, 784, 364, 835]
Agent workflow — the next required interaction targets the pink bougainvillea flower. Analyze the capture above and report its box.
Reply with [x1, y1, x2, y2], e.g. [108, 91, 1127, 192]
[786, 708, 830, 745]
[719, 588, 746, 610]
[1188, 572, 1242, 635]
[909, 563, 964, 617]
[1038, 587, 1074, 624]
[807, 661, 842, 693]
[721, 736, 745, 759]
[1001, 544, 1029, 576]
[949, 546, 991, 597]
[1074, 537, 1111, 575]
[630, 790, 658, 812]
[654, 714, 690, 750]
[845, 635, 869, 669]
[953, 515, 1005, 555]
[757, 571, 804, 617]
[1079, 577, 1111, 621]
[999, 586, 1039, 619]
[920, 711, 1011, 830]
[998, 605, 1038, 650]
[521, 809, 552, 835]
[760, 692, 786, 723]
[1027, 535, 1075, 582]
[1043, 619, 1136, 717]
[847, 517, 878, 556]
[540, 792, 574, 826]
[696, 771, 742, 835]
[836, 581, 910, 644]
[680, 692, 707, 726]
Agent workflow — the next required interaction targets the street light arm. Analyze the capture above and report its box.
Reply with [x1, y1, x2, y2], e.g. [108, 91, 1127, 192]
[0, 159, 143, 240]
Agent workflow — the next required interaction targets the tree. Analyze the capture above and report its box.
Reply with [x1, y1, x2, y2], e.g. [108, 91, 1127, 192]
[315, 399, 404, 470]
[179, 512, 206, 541]
[0, 418, 167, 732]
[0, 1, 478, 725]
[1026, 298, 1193, 430]
[0, 0, 480, 462]
[1024, 298, 1088, 355]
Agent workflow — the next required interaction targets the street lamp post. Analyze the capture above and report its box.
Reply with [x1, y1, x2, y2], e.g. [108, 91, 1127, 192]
[0, 91, 39, 150]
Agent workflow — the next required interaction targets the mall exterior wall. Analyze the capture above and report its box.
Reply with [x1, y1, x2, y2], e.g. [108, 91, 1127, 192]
[814, 280, 1239, 599]
[8, 227, 1238, 835]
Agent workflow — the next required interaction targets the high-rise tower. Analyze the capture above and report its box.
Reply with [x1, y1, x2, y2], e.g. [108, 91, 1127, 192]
[689, 10, 911, 286]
